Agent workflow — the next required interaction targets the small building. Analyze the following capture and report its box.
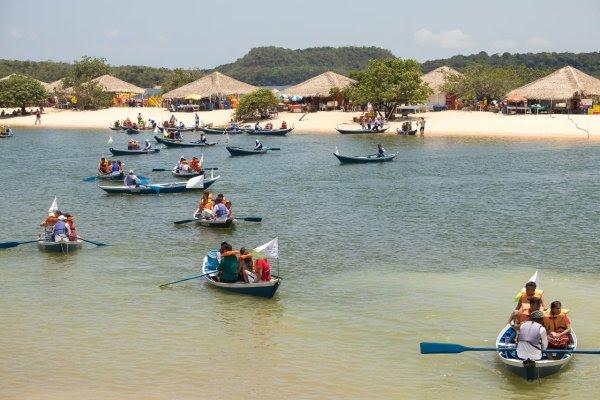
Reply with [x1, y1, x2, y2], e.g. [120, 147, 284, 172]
[506, 66, 600, 113]
[282, 71, 356, 111]
[0, 73, 48, 87]
[162, 71, 256, 111]
[421, 66, 462, 110]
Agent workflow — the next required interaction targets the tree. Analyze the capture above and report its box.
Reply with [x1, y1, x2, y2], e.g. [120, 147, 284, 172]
[345, 58, 432, 118]
[162, 68, 204, 93]
[61, 56, 113, 110]
[0, 74, 47, 113]
[234, 88, 278, 121]
[442, 63, 550, 106]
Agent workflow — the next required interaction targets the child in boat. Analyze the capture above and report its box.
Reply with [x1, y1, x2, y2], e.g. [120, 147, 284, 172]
[544, 301, 572, 349]
[195, 192, 214, 219]
[65, 213, 78, 241]
[281, 121, 287, 129]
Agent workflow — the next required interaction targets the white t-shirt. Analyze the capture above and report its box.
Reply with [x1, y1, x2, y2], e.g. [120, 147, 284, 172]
[517, 321, 548, 361]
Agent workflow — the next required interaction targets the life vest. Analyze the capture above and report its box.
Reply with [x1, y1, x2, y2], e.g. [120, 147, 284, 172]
[201, 199, 213, 210]
[53, 221, 68, 236]
[214, 203, 228, 218]
[544, 309, 570, 333]
[44, 216, 59, 227]
[519, 289, 543, 304]
[518, 303, 537, 323]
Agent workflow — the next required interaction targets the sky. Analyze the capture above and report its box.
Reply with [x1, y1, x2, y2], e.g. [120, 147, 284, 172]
[1, 0, 599, 69]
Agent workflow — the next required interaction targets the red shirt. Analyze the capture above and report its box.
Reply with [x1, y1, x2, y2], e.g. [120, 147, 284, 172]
[255, 259, 271, 281]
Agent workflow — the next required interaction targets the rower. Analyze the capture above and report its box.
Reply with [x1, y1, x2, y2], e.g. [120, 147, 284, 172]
[254, 121, 262, 131]
[143, 139, 152, 150]
[52, 215, 71, 243]
[212, 197, 229, 221]
[377, 144, 386, 157]
[516, 310, 548, 361]
[98, 157, 108, 173]
[254, 139, 263, 150]
[124, 170, 140, 187]
[111, 161, 120, 175]
[199, 133, 207, 144]
[281, 121, 287, 129]
[177, 156, 189, 172]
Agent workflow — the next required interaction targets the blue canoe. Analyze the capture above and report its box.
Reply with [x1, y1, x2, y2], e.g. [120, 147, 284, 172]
[201, 250, 280, 298]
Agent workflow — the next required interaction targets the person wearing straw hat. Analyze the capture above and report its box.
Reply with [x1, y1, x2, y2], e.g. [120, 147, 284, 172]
[52, 215, 71, 243]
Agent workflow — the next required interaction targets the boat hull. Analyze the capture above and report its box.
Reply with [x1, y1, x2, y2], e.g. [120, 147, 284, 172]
[397, 128, 417, 135]
[200, 127, 244, 135]
[154, 136, 216, 148]
[109, 147, 160, 156]
[195, 218, 235, 228]
[96, 172, 124, 181]
[202, 255, 280, 298]
[37, 239, 83, 253]
[336, 126, 389, 134]
[244, 128, 293, 136]
[226, 146, 268, 156]
[496, 325, 576, 380]
[98, 176, 219, 194]
[334, 153, 396, 164]
[125, 128, 140, 135]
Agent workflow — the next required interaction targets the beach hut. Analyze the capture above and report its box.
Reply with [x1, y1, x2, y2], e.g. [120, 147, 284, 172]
[282, 71, 356, 111]
[88, 74, 144, 106]
[162, 71, 256, 111]
[506, 66, 600, 114]
[421, 66, 462, 110]
[0, 73, 48, 87]
[44, 79, 66, 93]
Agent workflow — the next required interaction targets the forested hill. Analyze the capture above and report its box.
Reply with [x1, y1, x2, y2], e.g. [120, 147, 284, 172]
[422, 51, 600, 77]
[215, 46, 394, 85]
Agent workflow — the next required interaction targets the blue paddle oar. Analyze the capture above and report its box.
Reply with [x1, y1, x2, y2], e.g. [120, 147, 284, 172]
[420, 342, 600, 355]
[159, 272, 212, 288]
[82, 175, 97, 182]
[77, 237, 109, 247]
[0, 239, 38, 249]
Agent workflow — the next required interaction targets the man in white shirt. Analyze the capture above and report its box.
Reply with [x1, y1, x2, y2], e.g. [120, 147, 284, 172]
[517, 310, 548, 361]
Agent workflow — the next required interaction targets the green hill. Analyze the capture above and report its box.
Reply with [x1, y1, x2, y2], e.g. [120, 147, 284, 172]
[215, 46, 395, 85]
[422, 51, 600, 77]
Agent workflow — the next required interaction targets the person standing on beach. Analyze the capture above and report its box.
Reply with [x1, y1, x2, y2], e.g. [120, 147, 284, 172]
[419, 118, 425, 135]
[194, 113, 200, 128]
[35, 109, 41, 125]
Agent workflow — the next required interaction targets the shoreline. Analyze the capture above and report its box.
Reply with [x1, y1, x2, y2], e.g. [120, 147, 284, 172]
[2, 107, 599, 140]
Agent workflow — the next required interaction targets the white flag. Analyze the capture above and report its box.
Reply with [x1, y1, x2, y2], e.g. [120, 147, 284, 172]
[334, 146, 339, 155]
[107, 136, 113, 145]
[254, 238, 279, 259]
[48, 197, 58, 213]
[185, 175, 204, 189]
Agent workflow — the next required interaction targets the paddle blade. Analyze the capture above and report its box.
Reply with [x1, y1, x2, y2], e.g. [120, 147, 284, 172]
[0, 241, 22, 249]
[420, 342, 469, 354]
[173, 219, 196, 225]
[241, 217, 262, 222]
[139, 177, 150, 186]
[152, 168, 167, 172]
[267, 147, 280, 151]
[82, 176, 97, 182]
[149, 185, 161, 194]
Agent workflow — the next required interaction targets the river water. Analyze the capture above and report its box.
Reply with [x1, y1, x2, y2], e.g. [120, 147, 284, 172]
[1, 129, 600, 399]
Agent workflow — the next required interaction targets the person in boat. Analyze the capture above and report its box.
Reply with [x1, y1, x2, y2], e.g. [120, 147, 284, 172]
[110, 161, 121, 176]
[102, 160, 112, 174]
[169, 115, 177, 126]
[509, 296, 542, 330]
[177, 156, 189, 172]
[189, 156, 202, 172]
[516, 310, 548, 361]
[124, 117, 132, 128]
[212, 197, 229, 221]
[509, 281, 547, 323]
[117, 160, 123, 173]
[377, 144, 387, 157]
[238, 248, 255, 281]
[264, 122, 273, 130]
[254, 139, 263, 150]
[65, 213, 78, 241]
[254, 121, 262, 131]
[41, 211, 61, 240]
[195, 191, 214, 219]
[173, 129, 182, 140]
[224, 200, 233, 219]
[52, 215, 71, 243]
[281, 121, 287, 129]
[98, 157, 108, 174]
[124, 170, 140, 187]
[199, 133, 207, 144]
[215, 242, 239, 283]
[143, 139, 152, 151]
[544, 301, 572, 350]
[372, 117, 381, 131]
[113, 120, 121, 128]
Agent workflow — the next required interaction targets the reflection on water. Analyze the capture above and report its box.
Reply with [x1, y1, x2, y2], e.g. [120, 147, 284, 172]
[1, 130, 600, 399]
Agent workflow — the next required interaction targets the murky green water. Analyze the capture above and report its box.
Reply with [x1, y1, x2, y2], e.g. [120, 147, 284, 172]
[1, 130, 600, 399]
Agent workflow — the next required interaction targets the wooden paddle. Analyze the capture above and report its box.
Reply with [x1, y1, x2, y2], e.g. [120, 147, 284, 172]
[159, 272, 212, 288]
[77, 237, 109, 247]
[420, 342, 600, 355]
[0, 239, 38, 249]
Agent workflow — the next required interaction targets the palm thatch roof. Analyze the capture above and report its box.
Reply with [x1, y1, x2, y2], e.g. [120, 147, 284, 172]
[283, 71, 356, 97]
[0, 73, 47, 86]
[162, 71, 256, 99]
[421, 66, 462, 94]
[88, 74, 145, 94]
[507, 66, 600, 100]
[44, 79, 66, 92]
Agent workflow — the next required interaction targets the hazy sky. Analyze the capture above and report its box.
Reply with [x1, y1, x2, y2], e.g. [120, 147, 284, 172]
[1, 0, 598, 68]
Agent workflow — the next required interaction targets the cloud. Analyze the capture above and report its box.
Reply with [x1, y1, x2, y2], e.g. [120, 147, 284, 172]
[526, 36, 551, 49]
[414, 28, 472, 49]
[104, 29, 120, 39]
[8, 27, 21, 39]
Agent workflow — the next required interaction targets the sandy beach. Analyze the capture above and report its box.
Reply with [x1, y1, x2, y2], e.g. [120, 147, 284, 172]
[2, 107, 599, 139]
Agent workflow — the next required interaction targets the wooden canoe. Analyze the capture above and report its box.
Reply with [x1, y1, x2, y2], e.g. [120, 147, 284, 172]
[158, 126, 195, 133]
[109, 147, 160, 156]
[194, 218, 236, 228]
[108, 126, 122, 131]
[154, 136, 217, 148]
[226, 146, 268, 156]
[336, 125, 389, 134]
[200, 127, 244, 135]
[333, 152, 396, 164]
[37, 238, 83, 253]
[125, 128, 140, 135]
[496, 324, 577, 380]
[172, 169, 203, 178]
[397, 128, 418, 135]
[96, 171, 124, 180]
[202, 252, 280, 298]
[244, 127, 293, 136]
[98, 175, 219, 194]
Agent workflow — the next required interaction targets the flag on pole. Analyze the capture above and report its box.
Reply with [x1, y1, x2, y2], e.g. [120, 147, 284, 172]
[334, 146, 339, 155]
[48, 197, 58, 213]
[252, 238, 279, 260]
[514, 271, 540, 303]
[107, 136, 113, 145]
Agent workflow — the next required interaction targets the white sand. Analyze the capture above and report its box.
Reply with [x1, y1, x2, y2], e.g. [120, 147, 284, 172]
[3, 107, 600, 139]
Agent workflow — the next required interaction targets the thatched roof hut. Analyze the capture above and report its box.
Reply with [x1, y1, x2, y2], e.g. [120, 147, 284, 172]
[44, 79, 66, 92]
[421, 66, 462, 95]
[162, 71, 256, 99]
[88, 74, 144, 94]
[0, 73, 47, 86]
[506, 66, 600, 101]
[283, 71, 356, 97]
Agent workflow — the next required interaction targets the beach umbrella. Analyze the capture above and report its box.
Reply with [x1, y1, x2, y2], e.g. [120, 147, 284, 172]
[291, 95, 302, 102]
